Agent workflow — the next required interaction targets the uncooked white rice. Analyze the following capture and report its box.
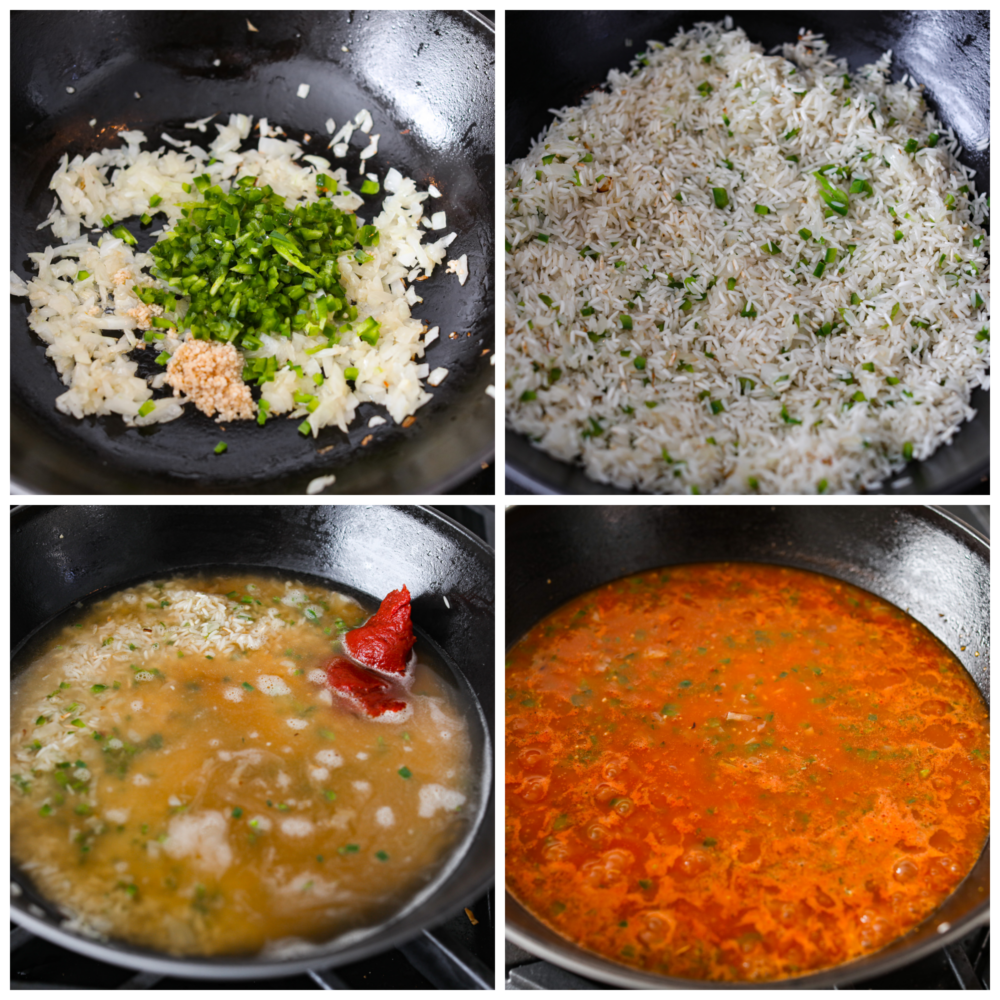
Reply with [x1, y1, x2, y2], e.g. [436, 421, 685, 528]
[11, 114, 458, 435]
[505, 20, 989, 493]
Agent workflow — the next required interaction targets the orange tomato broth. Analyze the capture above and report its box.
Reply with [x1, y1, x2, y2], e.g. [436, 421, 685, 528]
[505, 563, 989, 982]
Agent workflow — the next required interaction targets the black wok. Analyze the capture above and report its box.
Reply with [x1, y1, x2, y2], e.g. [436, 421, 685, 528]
[10, 504, 494, 979]
[505, 10, 989, 495]
[506, 504, 988, 988]
[12, 10, 495, 494]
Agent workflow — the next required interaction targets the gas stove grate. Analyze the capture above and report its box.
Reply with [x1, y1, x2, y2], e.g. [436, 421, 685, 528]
[12, 889, 493, 990]
[505, 924, 988, 990]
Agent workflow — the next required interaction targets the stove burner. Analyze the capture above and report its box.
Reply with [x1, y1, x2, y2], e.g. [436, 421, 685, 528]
[11, 889, 493, 989]
[506, 925, 988, 990]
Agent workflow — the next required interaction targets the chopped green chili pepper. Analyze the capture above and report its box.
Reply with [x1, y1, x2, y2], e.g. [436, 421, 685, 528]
[360, 178, 379, 195]
[148, 175, 363, 352]
[214, 441, 227, 454]
[754, 204, 770, 215]
[137, 400, 155, 417]
[812, 171, 848, 216]
[357, 316, 381, 346]
[76, 270, 90, 281]
[111, 225, 137, 246]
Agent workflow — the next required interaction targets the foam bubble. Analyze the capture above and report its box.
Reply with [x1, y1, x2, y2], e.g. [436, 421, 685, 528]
[418, 784, 466, 818]
[163, 810, 232, 874]
[257, 675, 291, 696]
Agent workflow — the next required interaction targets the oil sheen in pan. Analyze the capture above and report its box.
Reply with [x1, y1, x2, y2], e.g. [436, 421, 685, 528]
[10, 567, 486, 957]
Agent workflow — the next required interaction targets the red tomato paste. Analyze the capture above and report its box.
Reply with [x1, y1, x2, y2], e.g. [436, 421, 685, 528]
[344, 586, 415, 676]
[325, 657, 407, 718]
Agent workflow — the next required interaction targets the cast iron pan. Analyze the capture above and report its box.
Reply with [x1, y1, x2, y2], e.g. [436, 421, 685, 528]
[505, 10, 989, 495]
[10, 504, 494, 978]
[12, 10, 495, 494]
[505, 505, 989, 988]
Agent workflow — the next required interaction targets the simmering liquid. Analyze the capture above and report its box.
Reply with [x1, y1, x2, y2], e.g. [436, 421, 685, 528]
[12, 574, 474, 956]
[505, 563, 989, 981]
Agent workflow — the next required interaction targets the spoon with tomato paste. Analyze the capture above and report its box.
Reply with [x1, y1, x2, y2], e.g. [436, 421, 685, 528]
[324, 586, 415, 718]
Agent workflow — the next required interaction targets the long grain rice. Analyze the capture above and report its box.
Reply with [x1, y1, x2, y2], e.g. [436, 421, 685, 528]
[505, 20, 989, 494]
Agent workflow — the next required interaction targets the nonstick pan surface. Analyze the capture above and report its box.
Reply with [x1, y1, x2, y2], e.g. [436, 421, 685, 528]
[505, 504, 989, 988]
[12, 10, 495, 494]
[11, 504, 494, 977]
[505, 10, 989, 495]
